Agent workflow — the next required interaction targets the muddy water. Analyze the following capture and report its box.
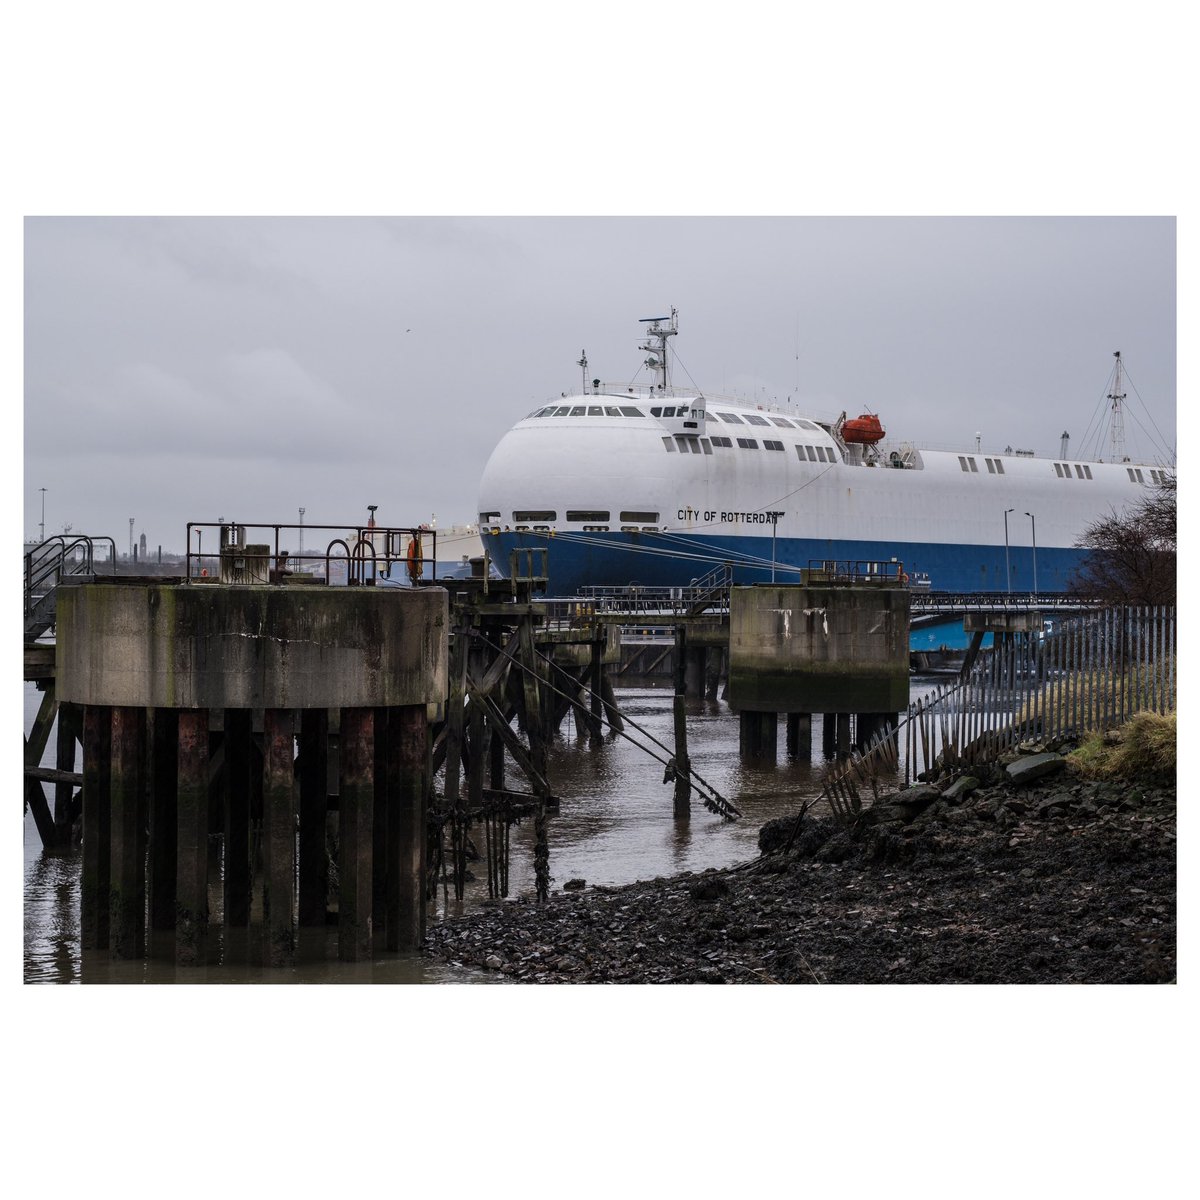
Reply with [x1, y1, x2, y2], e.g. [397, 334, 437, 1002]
[23, 680, 943, 983]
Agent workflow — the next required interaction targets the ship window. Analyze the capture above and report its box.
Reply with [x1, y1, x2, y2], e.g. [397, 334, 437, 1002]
[569, 406, 586, 416]
[701, 438, 712, 454]
[1135, 469, 1145, 483]
[959, 456, 970, 472]
[650, 407, 662, 417]
[737, 438, 758, 449]
[662, 436, 676, 452]
[548, 406, 569, 416]
[1074, 464, 1085, 478]
[513, 510, 556, 522]
[604, 406, 622, 416]
[794, 419, 819, 430]
[805, 445, 818, 462]
[986, 458, 996, 474]
[770, 417, 794, 428]
[620, 526, 640, 533]
[621, 511, 659, 523]
[676, 435, 702, 453]
[797, 446, 809, 463]
[764, 440, 785, 451]
[1127, 467, 1136, 481]
[1054, 463, 1064, 477]
[717, 412, 744, 424]
[567, 510, 610, 522]
[711, 436, 732, 448]
[479, 511, 500, 523]
[619, 406, 645, 417]
[1083, 465, 1092, 479]
[994, 459, 1004, 474]
[744, 414, 770, 426]
[582, 525, 609, 532]
[968, 457, 979, 473]
[588, 406, 603, 416]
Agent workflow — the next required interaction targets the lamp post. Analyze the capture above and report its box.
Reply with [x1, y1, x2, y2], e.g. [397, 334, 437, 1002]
[1025, 512, 1038, 598]
[1003, 508, 1014, 597]
[197, 528, 202, 577]
[299, 507, 305, 563]
[39, 488, 47, 543]
[770, 512, 778, 583]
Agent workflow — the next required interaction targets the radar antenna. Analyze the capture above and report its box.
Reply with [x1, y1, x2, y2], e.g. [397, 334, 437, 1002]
[1107, 351, 1126, 462]
[638, 307, 678, 391]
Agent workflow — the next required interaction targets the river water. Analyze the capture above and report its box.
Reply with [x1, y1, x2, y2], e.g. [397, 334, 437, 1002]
[23, 678, 946, 984]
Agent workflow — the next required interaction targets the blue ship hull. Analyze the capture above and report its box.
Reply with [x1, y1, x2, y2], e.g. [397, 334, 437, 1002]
[487, 529, 1088, 597]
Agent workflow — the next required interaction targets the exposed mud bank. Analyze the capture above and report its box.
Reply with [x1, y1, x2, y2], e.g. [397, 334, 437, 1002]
[425, 755, 1175, 984]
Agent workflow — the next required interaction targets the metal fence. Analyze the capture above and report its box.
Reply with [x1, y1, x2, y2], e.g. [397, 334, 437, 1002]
[821, 606, 1176, 812]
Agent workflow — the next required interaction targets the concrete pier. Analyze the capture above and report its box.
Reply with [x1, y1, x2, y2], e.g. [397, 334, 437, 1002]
[728, 581, 909, 763]
[56, 581, 447, 965]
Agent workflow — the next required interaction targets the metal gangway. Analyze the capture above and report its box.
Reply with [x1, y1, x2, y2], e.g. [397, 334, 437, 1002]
[24, 535, 117, 641]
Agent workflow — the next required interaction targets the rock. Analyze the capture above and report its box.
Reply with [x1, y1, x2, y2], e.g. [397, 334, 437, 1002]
[814, 833, 856, 863]
[563, 878, 586, 891]
[1006, 753, 1067, 786]
[484, 954, 504, 970]
[941, 776, 981, 804]
[1036, 794, 1070, 816]
[689, 876, 731, 904]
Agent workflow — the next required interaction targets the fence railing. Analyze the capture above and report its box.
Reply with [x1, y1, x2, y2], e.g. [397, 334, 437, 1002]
[819, 605, 1176, 814]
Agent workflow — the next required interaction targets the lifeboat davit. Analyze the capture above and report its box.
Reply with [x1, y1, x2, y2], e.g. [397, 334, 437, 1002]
[841, 413, 885, 444]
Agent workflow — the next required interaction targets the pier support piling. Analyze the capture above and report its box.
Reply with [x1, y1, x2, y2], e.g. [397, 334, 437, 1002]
[175, 709, 210, 966]
[339, 707, 375, 962]
[785, 712, 812, 760]
[263, 707, 296, 966]
[80, 704, 111, 951]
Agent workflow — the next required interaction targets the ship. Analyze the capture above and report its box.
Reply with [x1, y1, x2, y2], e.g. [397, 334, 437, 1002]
[477, 312, 1172, 596]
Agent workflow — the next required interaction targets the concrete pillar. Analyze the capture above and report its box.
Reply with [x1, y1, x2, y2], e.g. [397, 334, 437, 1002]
[109, 705, 147, 959]
[81, 704, 111, 951]
[391, 704, 428, 950]
[298, 708, 329, 926]
[740, 710, 778, 760]
[339, 707, 374, 961]
[685, 646, 706, 699]
[262, 707, 296, 966]
[150, 708, 179, 932]
[704, 647, 722, 701]
[822, 713, 836, 759]
[589, 639, 604, 741]
[176, 709, 210, 966]
[223, 708, 253, 927]
[786, 712, 812, 760]
[836, 713, 852, 756]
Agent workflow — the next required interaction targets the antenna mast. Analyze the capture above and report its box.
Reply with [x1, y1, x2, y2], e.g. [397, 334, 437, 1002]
[577, 350, 588, 395]
[638, 307, 678, 391]
[1107, 351, 1126, 461]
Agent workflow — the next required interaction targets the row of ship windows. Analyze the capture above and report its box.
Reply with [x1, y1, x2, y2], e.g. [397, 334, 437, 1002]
[481, 509, 660, 534]
[1139, 467, 1172, 485]
[958, 456, 1008, 474]
[663, 434, 837, 462]
[1053, 461, 1094, 479]
[526, 403, 824, 432]
[481, 510, 659, 524]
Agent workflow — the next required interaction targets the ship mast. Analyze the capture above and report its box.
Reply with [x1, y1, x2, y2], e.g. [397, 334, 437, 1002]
[1108, 350, 1127, 461]
[638, 308, 678, 391]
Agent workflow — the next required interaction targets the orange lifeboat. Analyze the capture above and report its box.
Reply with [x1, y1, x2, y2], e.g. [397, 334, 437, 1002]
[841, 413, 885, 444]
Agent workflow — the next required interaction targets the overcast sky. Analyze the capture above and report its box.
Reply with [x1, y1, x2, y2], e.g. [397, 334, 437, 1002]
[23, 215, 1175, 552]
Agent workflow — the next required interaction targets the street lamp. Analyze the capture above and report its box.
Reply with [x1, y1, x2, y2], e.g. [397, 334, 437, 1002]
[1003, 508, 1014, 597]
[1025, 512, 1038, 598]
[299, 507, 305, 563]
[39, 488, 47, 543]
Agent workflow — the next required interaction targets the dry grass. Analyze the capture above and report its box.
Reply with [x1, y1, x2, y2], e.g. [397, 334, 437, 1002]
[1068, 711, 1176, 784]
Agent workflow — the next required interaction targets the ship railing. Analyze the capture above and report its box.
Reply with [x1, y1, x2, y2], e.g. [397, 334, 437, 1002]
[804, 559, 906, 585]
[908, 592, 1105, 612]
[182, 521, 437, 586]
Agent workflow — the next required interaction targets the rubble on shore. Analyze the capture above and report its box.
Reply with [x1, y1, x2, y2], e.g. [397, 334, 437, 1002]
[424, 737, 1176, 984]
